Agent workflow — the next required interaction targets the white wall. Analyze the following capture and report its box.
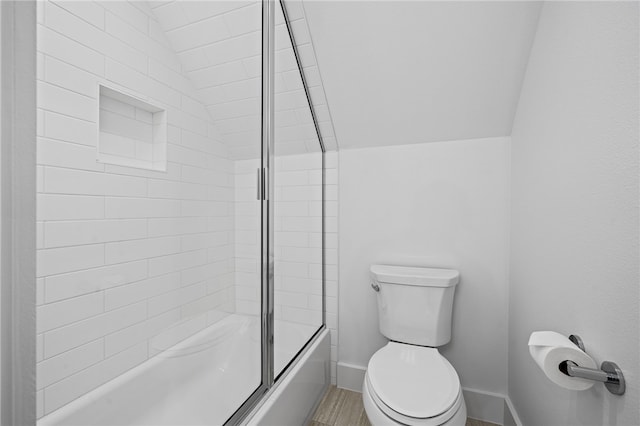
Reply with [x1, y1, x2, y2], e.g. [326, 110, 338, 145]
[509, 3, 639, 425]
[338, 137, 510, 394]
[36, 0, 235, 417]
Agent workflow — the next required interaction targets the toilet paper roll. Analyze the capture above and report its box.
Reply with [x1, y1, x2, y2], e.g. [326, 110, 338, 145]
[528, 331, 597, 391]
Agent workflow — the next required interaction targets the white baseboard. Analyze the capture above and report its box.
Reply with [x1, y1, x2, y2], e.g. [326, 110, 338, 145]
[336, 362, 366, 392]
[503, 395, 523, 426]
[462, 387, 506, 425]
[336, 363, 521, 426]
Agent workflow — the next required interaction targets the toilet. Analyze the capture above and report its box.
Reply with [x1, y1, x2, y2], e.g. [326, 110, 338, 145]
[362, 265, 467, 426]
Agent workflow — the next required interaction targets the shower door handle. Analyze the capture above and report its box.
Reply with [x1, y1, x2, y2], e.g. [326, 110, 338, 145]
[257, 168, 261, 200]
[257, 168, 268, 200]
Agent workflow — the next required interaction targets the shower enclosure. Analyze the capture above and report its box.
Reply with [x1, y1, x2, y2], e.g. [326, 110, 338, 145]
[34, 0, 326, 424]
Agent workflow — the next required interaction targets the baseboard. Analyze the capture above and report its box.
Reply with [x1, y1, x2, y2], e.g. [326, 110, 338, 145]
[336, 362, 366, 392]
[462, 387, 505, 425]
[336, 363, 522, 426]
[503, 396, 523, 426]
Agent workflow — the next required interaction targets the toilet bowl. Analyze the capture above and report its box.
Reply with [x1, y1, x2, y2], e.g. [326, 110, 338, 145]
[362, 342, 466, 426]
[364, 265, 466, 426]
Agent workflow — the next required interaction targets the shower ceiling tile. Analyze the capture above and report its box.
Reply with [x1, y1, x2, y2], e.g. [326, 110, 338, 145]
[242, 56, 261, 78]
[216, 115, 261, 135]
[147, 59, 192, 93]
[148, 18, 168, 44]
[289, 19, 311, 44]
[105, 11, 150, 53]
[282, 69, 304, 90]
[208, 98, 261, 121]
[224, 131, 260, 148]
[151, 2, 190, 30]
[229, 146, 259, 161]
[149, 1, 174, 10]
[182, 0, 254, 22]
[275, 24, 291, 50]
[275, 48, 298, 72]
[223, 3, 262, 36]
[167, 15, 231, 52]
[178, 48, 211, 72]
[150, 0, 326, 159]
[284, 1, 305, 21]
[274, 73, 288, 94]
[189, 61, 248, 89]
[276, 110, 300, 127]
[275, 90, 308, 110]
[202, 31, 261, 67]
[295, 44, 316, 67]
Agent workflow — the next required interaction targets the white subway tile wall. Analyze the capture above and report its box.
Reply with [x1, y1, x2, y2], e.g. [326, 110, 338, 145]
[324, 152, 339, 384]
[37, 0, 236, 416]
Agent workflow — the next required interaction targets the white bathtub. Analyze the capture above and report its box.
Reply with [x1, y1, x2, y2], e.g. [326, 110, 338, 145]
[38, 314, 330, 426]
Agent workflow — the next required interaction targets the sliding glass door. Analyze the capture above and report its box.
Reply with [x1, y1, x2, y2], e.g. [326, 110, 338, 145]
[272, 0, 325, 380]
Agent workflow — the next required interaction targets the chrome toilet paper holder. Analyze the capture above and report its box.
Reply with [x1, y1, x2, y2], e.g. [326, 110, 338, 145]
[557, 334, 625, 395]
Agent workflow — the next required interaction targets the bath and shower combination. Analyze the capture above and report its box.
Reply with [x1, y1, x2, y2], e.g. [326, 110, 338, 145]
[33, 0, 330, 424]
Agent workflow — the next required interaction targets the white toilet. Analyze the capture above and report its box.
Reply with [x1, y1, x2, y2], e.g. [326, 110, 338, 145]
[362, 265, 467, 426]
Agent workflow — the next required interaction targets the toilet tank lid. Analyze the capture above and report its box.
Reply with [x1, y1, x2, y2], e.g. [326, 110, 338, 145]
[370, 265, 459, 287]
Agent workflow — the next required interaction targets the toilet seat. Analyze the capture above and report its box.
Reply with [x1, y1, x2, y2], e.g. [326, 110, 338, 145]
[364, 374, 463, 426]
[365, 342, 462, 425]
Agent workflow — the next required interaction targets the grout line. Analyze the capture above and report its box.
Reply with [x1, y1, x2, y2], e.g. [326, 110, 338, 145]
[162, 2, 258, 38]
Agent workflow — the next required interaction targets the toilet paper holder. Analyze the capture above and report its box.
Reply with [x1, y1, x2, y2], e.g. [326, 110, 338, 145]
[558, 334, 625, 395]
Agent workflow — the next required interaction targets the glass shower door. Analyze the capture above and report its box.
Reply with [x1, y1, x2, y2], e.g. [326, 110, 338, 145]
[35, 0, 266, 424]
[272, 0, 325, 379]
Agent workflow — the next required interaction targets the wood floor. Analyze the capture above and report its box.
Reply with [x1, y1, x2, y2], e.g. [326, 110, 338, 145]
[309, 386, 370, 426]
[308, 386, 500, 426]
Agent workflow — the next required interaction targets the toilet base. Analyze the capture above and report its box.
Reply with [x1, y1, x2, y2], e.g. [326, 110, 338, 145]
[362, 374, 467, 426]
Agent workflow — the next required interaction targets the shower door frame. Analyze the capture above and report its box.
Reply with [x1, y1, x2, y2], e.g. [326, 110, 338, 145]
[223, 0, 275, 423]
[227, 0, 327, 423]
[272, 0, 327, 383]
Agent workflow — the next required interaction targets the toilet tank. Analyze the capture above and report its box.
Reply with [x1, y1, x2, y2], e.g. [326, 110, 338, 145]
[370, 265, 459, 347]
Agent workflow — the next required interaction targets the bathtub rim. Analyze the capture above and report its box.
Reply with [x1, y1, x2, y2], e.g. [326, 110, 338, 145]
[37, 315, 325, 426]
[240, 325, 330, 426]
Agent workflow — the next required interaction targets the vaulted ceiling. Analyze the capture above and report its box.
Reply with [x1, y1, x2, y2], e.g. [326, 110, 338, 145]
[301, 0, 543, 150]
[150, 1, 543, 155]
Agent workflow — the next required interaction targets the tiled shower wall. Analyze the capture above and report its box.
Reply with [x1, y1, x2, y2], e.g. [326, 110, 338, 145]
[36, 0, 235, 417]
[234, 152, 338, 383]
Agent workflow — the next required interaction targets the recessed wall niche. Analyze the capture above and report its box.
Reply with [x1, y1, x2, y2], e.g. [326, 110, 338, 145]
[97, 84, 167, 171]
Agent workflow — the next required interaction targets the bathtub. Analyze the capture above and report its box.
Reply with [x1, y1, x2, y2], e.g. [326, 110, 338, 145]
[38, 314, 330, 426]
